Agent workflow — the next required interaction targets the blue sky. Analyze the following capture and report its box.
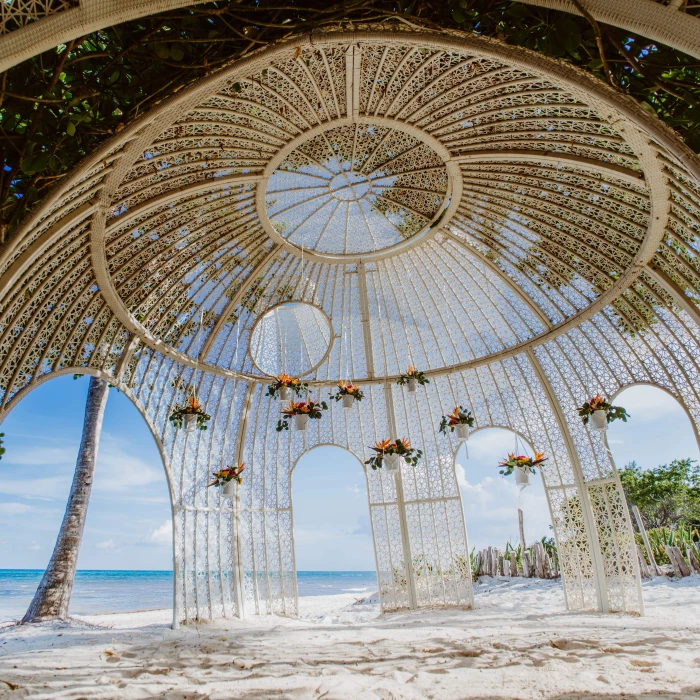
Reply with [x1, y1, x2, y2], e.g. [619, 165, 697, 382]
[0, 378, 697, 571]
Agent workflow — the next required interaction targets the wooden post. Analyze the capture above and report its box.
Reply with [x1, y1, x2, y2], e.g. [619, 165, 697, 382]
[486, 547, 493, 576]
[535, 543, 545, 578]
[542, 550, 551, 579]
[522, 551, 532, 578]
[687, 546, 700, 574]
[518, 509, 526, 552]
[498, 552, 505, 577]
[504, 559, 511, 577]
[632, 505, 660, 577]
[665, 545, 690, 578]
[636, 545, 650, 579]
[509, 551, 519, 577]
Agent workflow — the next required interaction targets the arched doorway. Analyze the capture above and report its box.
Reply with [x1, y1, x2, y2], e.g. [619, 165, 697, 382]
[456, 428, 553, 553]
[455, 427, 556, 579]
[607, 384, 700, 469]
[291, 445, 377, 602]
[0, 373, 172, 623]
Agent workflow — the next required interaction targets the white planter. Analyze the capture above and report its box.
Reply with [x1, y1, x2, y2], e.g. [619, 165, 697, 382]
[515, 466, 531, 488]
[454, 423, 469, 441]
[342, 394, 355, 409]
[589, 410, 608, 432]
[279, 386, 291, 401]
[221, 480, 236, 498]
[407, 377, 417, 393]
[384, 453, 401, 473]
[184, 413, 198, 433]
[293, 413, 309, 432]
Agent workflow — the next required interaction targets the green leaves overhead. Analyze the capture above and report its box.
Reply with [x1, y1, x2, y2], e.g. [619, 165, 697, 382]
[0, 0, 697, 240]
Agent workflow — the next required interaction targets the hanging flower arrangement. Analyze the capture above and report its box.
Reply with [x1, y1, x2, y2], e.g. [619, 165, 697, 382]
[439, 406, 475, 441]
[396, 366, 430, 393]
[276, 399, 328, 432]
[169, 395, 211, 432]
[265, 373, 308, 401]
[329, 381, 364, 409]
[209, 463, 245, 488]
[578, 394, 629, 432]
[209, 463, 245, 498]
[365, 438, 423, 472]
[499, 452, 547, 488]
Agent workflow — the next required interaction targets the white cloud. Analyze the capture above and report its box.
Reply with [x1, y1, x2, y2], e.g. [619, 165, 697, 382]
[145, 520, 172, 546]
[0, 502, 36, 516]
[95, 539, 119, 550]
[616, 385, 686, 423]
[93, 437, 166, 492]
[28, 541, 40, 551]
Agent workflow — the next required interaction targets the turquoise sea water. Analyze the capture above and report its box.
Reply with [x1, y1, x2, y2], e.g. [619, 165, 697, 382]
[0, 570, 377, 623]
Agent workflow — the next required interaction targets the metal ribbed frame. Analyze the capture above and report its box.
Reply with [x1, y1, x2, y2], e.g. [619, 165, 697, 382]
[3, 25, 700, 624]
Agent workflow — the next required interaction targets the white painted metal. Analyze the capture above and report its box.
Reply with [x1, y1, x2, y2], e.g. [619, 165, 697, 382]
[6, 25, 700, 622]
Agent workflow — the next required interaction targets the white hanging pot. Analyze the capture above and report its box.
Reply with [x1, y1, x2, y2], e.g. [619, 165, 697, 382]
[279, 386, 291, 401]
[589, 410, 608, 432]
[221, 481, 236, 498]
[455, 423, 469, 441]
[407, 377, 417, 393]
[293, 413, 309, 432]
[384, 453, 401, 473]
[515, 466, 531, 488]
[184, 413, 198, 433]
[342, 394, 355, 409]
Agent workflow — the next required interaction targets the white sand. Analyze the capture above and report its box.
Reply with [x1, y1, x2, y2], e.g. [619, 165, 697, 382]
[1, 576, 700, 699]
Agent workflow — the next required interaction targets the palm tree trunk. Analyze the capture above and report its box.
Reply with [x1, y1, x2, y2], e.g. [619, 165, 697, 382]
[22, 376, 109, 622]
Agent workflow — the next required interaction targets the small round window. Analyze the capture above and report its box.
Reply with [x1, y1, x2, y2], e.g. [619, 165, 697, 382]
[249, 302, 332, 378]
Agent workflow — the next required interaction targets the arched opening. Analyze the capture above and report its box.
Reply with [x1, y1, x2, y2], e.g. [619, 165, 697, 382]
[607, 384, 700, 468]
[606, 384, 700, 575]
[455, 428, 556, 579]
[291, 445, 377, 606]
[0, 374, 172, 623]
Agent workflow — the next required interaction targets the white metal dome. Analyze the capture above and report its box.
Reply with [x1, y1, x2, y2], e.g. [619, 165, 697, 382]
[3, 24, 700, 624]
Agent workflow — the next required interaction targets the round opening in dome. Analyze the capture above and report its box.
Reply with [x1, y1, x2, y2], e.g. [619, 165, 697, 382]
[248, 302, 333, 378]
[262, 119, 451, 258]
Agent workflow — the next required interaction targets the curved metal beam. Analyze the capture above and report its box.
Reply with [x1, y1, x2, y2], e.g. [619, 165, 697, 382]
[516, 0, 700, 60]
[442, 230, 555, 331]
[455, 149, 645, 186]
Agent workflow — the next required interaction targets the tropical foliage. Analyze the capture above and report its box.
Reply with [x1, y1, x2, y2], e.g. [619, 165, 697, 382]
[577, 394, 629, 425]
[329, 381, 364, 402]
[265, 373, 308, 399]
[619, 458, 700, 529]
[276, 399, 327, 432]
[499, 452, 547, 476]
[1, 1, 698, 242]
[396, 366, 429, 387]
[635, 523, 700, 566]
[209, 463, 245, 488]
[365, 438, 422, 471]
[169, 395, 211, 430]
[439, 406, 475, 434]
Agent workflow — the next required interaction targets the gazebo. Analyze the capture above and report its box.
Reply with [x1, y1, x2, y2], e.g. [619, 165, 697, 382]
[2, 5, 700, 628]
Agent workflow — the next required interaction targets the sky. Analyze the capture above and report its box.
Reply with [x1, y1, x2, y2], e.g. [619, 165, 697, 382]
[0, 378, 698, 572]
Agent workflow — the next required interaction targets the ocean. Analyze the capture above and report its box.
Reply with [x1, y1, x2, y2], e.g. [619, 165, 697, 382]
[0, 570, 377, 623]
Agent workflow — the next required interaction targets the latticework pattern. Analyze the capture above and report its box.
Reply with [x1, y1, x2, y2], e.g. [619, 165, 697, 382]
[3, 25, 700, 624]
[0, 0, 76, 34]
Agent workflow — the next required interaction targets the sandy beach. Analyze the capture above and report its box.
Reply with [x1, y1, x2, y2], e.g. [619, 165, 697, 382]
[1, 576, 699, 698]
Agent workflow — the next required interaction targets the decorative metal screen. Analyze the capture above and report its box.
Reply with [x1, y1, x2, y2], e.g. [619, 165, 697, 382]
[4, 27, 700, 624]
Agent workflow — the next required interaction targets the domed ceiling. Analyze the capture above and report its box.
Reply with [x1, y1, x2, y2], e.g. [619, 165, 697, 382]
[100, 32, 659, 383]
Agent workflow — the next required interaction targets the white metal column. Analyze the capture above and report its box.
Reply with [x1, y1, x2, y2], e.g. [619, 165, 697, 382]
[383, 381, 417, 610]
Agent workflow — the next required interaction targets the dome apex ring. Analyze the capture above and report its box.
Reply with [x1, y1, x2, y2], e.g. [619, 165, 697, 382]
[255, 116, 462, 264]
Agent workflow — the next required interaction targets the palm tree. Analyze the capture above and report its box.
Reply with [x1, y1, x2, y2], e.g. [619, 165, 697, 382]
[22, 376, 109, 622]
